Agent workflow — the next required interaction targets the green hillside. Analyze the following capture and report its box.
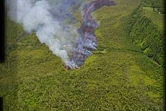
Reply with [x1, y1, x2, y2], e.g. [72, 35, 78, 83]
[0, 0, 164, 110]
[126, 0, 165, 66]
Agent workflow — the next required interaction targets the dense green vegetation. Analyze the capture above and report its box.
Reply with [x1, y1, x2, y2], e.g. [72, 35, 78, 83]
[0, 0, 164, 110]
[143, 0, 165, 13]
[126, 0, 165, 66]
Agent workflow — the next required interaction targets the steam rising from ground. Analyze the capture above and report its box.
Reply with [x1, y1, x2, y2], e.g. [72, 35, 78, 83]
[6, 0, 115, 69]
[6, 0, 83, 64]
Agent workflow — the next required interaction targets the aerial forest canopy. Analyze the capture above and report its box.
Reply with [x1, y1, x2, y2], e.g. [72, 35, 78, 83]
[0, 0, 165, 110]
[127, 0, 165, 66]
[143, 0, 165, 14]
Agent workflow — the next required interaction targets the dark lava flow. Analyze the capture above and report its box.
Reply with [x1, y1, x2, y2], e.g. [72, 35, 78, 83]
[65, 0, 116, 70]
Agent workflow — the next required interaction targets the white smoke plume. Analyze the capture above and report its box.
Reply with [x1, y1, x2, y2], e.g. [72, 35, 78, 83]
[6, 0, 84, 64]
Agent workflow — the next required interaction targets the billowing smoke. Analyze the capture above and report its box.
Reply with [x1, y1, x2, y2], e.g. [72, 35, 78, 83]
[6, 0, 83, 64]
[6, 0, 115, 70]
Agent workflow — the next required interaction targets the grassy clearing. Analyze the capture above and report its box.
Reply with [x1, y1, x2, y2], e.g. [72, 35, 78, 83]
[0, 0, 164, 110]
[142, 7, 164, 29]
